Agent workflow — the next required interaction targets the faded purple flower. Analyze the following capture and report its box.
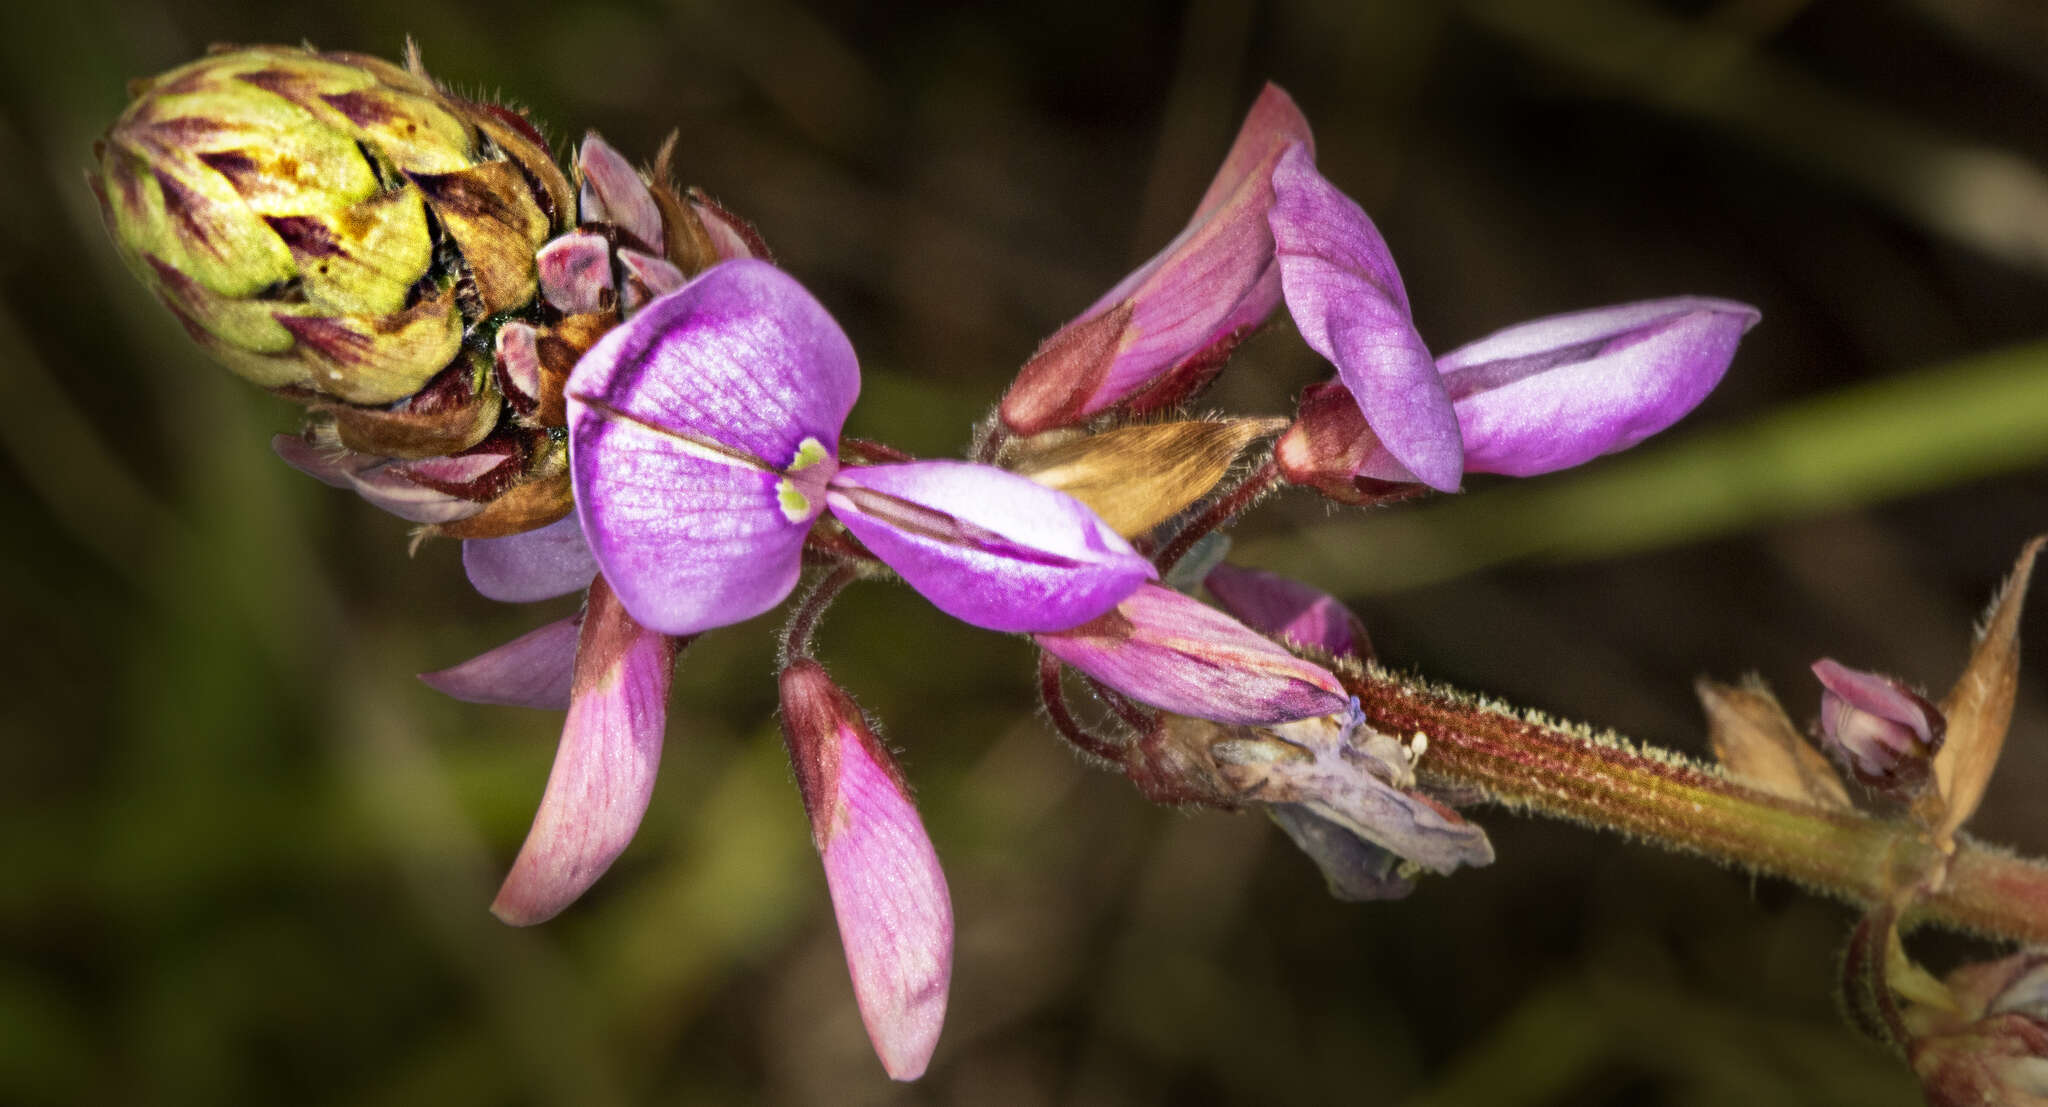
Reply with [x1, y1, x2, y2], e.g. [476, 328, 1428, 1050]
[567, 258, 1156, 636]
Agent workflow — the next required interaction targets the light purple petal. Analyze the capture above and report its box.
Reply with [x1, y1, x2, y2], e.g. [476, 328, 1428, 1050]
[577, 133, 663, 252]
[1035, 583, 1347, 725]
[272, 432, 360, 489]
[1437, 297, 1759, 476]
[1269, 143, 1462, 492]
[463, 513, 599, 603]
[419, 614, 581, 710]
[536, 231, 615, 315]
[1205, 563, 1372, 662]
[825, 460, 1155, 633]
[568, 260, 859, 635]
[494, 321, 543, 408]
[493, 578, 683, 925]
[1266, 804, 1416, 901]
[999, 85, 1309, 433]
[780, 661, 951, 1080]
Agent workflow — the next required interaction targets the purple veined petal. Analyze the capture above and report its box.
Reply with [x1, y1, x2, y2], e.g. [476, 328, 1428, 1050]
[463, 512, 599, 603]
[825, 460, 1155, 633]
[419, 613, 581, 710]
[536, 231, 616, 315]
[1035, 583, 1348, 725]
[568, 260, 859, 635]
[780, 660, 951, 1080]
[577, 132, 663, 252]
[1436, 297, 1759, 477]
[493, 576, 685, 926]
[999, 85, 1311, 434]
[1269, 144, 1462, 492]
[1205, 563, 1372, 662]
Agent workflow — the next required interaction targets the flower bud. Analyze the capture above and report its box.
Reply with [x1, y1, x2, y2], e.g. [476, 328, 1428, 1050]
[94, 45, 566, 403]
[1811, 658, 1945, 795]
[778, 660, 952, 1081]
[1903, 952, 2048, 1106]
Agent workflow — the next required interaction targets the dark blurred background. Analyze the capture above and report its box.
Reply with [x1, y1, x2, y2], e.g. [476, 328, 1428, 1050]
[5, 0, 2047, 1103]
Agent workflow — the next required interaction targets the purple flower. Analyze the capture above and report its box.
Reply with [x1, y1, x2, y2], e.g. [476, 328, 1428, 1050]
[1266, 145, 1758, 494]
[567, 259, 1156, 636]
[998, 84, 1311, 434]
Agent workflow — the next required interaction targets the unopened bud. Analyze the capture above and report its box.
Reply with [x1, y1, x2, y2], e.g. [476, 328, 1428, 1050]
[1812, 658, 1945, 796]
[94, 45, 566, 403]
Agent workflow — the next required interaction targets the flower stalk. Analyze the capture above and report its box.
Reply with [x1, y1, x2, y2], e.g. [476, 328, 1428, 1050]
[1339, 662, 2048, 944]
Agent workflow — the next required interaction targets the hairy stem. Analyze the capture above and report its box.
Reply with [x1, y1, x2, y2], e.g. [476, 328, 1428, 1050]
[1340, 665, 2048, 945]
[781, 564, 858, 660]
[1037, 651, 1126, 763]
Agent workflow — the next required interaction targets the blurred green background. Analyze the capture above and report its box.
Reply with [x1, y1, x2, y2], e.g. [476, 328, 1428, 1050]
[4, 0, 2046, 1103]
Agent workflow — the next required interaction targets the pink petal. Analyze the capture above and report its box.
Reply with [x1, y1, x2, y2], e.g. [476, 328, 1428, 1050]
[463, 513, 599, 603]
[999, 84, 1310, 433]
[492, 576, 684, 925]
[1437, 297, 1759, 477]
[419, 614, 581, 710]
[825, 460, 1155, 633]
[576, 133, 663, 252]
[1269, 143, 1462, 492]
[536, 231, 616, 315]
[1035, 583, 1348, 725]
[1204, 563, 1372, 662]
[780, 660, 952, 1080]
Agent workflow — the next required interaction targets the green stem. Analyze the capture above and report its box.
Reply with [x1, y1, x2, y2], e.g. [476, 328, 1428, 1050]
[1341, 666, 2048, 945]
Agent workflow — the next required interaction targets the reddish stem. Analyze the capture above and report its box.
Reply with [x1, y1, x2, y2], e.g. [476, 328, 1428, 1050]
[781, 564, 858, 660]
[1155, 458, 1282, 574]
[1037, 651, 1127, 763]
[1340, 665, 2048, 945]
[842, 438, 914, 464]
